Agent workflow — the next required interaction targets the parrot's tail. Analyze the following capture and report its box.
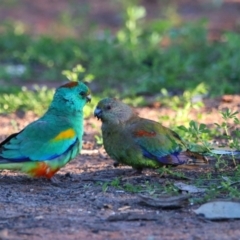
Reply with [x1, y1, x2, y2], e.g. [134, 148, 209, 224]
[158, 151, 208, 167]
[0, 159, 60, 178]
[0, 162, 23, 170]
[183, 150, 208, 166]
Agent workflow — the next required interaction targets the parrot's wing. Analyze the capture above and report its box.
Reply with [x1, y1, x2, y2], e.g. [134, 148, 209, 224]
[130, 119, 187, 165]
[0, 120, 79, 162]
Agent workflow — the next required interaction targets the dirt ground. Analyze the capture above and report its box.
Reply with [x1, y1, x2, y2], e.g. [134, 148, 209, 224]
[1, 1, 240, 239]
[0, 96, 240, 240]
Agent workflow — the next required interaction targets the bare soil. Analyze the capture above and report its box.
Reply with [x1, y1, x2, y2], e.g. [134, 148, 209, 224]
[1, 96, 240, 240]
[1, 1, 240, 239]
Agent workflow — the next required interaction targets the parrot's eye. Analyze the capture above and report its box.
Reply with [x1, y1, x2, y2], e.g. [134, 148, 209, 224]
[79, 91, 85, 96]
[106, 105, 111, 110]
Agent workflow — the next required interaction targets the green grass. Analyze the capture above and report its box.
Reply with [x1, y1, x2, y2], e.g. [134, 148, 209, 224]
[189, 167, 240, 204]
[0, 5, 240, 97]
[96, 166, 240, 204]
[0, 86, 54, 115]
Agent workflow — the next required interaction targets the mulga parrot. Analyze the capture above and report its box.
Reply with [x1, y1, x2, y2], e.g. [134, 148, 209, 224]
[94, 98, 209, 171]
[0, 81, 91, 178]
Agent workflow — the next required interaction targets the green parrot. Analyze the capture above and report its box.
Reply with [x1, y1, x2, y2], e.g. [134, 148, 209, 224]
[0, 81, 91, 178]
[94, 98, 208, 171]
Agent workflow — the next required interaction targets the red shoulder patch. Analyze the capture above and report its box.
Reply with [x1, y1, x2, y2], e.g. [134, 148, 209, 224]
[59, 82, 79, 89]
[134, 130, 156, 137]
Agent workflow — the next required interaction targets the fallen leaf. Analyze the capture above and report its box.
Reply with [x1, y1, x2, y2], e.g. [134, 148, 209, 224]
[138, 194, 189, 208]
[174, 182, 206, 193]
[210, 147, 240, 156]
[194, 201, 240, 219]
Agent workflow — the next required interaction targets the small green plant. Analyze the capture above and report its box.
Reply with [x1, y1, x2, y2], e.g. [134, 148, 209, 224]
[123, 182, 142, 193]
[102, 182, 109, 193]
[163, 181, 179, 195]
[142, 181, 163, 195]
[216, 109, 240, 146]
[177, 120, 212, 158]
[62, 64, 94, 83]
[0, 85, 54, 115]
[175, 108, 240, 170]
[189, 170, 240, 204]
[157, 166, 187, 180]
[215, 109, 240, 166]
[94, 134, 103, 145]
[110, 177, 121, 187]
[117, 5, 146, 53]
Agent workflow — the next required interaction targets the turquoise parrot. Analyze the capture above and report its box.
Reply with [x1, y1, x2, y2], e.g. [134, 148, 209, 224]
[94, 98, 208, 171]
[0, 81, 91, 178]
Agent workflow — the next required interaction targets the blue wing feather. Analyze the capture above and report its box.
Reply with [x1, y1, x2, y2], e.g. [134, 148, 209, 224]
[1, 138, 78, 163]
[129, 119, 188, 165]
[0, 119, 79, 163]
[140, 146, 186, 165]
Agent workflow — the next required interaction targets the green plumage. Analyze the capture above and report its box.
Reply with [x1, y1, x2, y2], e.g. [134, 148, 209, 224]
[94, 98, 208, 170]
[0, 81, 91, 178]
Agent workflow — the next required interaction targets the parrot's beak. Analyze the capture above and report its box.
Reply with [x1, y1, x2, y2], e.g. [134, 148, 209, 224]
[94, 107, 102, 120]
[86, 94, 91, 103]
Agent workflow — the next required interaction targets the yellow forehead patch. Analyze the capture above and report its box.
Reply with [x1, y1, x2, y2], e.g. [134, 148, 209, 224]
[52, 129, 76, 141]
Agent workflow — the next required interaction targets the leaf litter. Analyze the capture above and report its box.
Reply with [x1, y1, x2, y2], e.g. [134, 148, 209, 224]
[194, 201, 240, 220]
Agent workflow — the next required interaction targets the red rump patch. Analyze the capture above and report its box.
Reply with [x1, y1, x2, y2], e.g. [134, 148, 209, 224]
[134, 130, 156, 137]
[29, 162, 60, 179]
[59, 82, 79, 88]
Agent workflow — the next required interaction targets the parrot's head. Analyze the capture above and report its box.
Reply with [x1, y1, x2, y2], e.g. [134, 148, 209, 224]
[51, 81, 91, 114]
[94, 98, 134, 125]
